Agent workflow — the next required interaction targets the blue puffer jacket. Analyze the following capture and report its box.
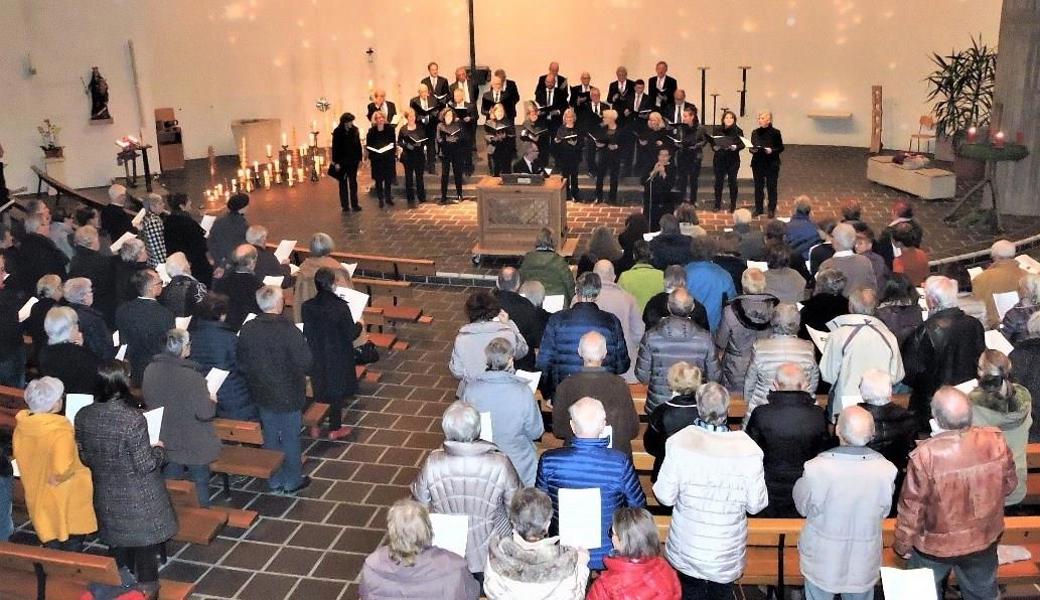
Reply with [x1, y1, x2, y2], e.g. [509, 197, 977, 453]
[536, 438, 646, 570]
[536, 302, 630, 399]
[189, 318, 258, 421]
[784, 213, 822, 260]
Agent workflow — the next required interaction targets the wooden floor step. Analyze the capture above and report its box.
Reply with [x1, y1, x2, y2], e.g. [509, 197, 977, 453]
[368, 332, 398, 348]
[209, 505, 259, 529]
[172, 506, 226, 545]
[417, 315, 434, 325]
[381, 305, 423, 322]
[159, 580, 196, 600]
[211, 445, 284, 479]
[303, 402, 330, 428]
[363, 370, 383, 383]
[391, 340, 410, 351]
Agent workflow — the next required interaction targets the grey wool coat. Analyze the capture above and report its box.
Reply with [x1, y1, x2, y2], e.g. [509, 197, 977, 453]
[74, 398, 178, 547]
[142, 353, 221, 466]
[461, 370, 545, 486]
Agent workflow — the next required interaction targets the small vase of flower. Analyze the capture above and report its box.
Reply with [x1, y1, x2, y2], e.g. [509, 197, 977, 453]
[38, 119, 64, 159]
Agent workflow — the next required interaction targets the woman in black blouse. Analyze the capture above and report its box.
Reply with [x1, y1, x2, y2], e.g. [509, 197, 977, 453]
[397, 109, 427, 207]
[365, 111, 397, 208]
[436, 108, 466, 205]
[711, 109, 745, 212]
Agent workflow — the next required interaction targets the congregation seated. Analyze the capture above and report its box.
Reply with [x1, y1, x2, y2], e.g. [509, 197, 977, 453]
[68, 224, 117, 325]
[972, 239, 1028, 328]
[38, 306, 100, 396]
[1002, 272, 1040, 344]
[967, 349, 1031, 506]
[794, 406, 896, 599]
[745, 363, 832, 517]
[143, 328, 220, 507]
[537, 273, 630, 399]
[212, 244, 262, 329]
[642, 265, 709, 331]
[449, 290, 528, 397]
[64, 277, 115, 361]
[116, 268, 174, 387]
[360, 499, 480, 600]
[460, 338, 543, 485]
[643, 361, 702, 481]
[75, 360, 178, 599]
[552, 331, 638, 457]
[589, 260, 643, 382]
[715, 269, 778, 392]
[13, 377, 97, 551]
[519, 227, 575, 306]
[743, 303, 819, 421]
[586, 507, 680, 600]
[875, 272, 924, 344]
[188, 293, 256, 421]
[653, 382, 767, 597]
[492, 267, 544, 372]
[648, 215, 692, 271]
[683, 236, 735, 331]
[411, 402, 521, 578]
[483, 487, 590, 599]
[636, 288, 719, 414]
[616, 241, 663, 313]
[537, 397, 645, 570]
[292, 232, 352, 323]
[158, 251, 207, 318]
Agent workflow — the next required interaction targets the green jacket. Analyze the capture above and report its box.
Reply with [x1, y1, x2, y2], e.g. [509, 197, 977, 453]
[520, 250, 575, 305]
[970, 383, 1033, 505]
[617, 263, 665, 312]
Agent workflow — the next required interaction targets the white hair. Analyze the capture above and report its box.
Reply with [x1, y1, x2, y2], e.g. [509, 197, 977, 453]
[831, 223, 856, 251]
[837, 406, 875, 447]
[73, 225, 99, 249]
[24, 376, 64, 414]
[245, 225, 269, 246]
[695, 382, 730, 426]
[256, 285, 284, 313]
[44, 306, 78, 345]
[733, 208, 753, 225]
[63, 278, 93, 306]
[165, 252, 191, 277]
[859, 369, 893, 406]
[569, 397, 606, 438]
[578, 331, 607, 363]
[443, 401, 481, 442]
[924, 275, 959, 310]
[519, 280, 545, 307]
[991, 239, 1016, 260]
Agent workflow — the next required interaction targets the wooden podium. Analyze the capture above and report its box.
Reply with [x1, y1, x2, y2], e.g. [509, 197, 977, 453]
[472, 176, 574, 263]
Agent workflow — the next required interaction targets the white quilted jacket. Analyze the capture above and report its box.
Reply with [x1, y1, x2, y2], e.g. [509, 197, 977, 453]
[652, 426, 768, 583]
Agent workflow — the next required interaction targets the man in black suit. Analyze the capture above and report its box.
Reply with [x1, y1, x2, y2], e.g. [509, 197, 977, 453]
[648, 61, 678, 109]
[536, 61, 569, 101]
[663, 89, 695, 126]
[535, 74, 569, 139]
[410, 84, 441, 172]
[68, 225, 118, 326]
[486, 70, 520, 122]
[570, 71, 593, 109]
[578, 87, 608, 174]
[366, 88, 397, 125]
[212, 244, 263, 330]
[608, 66, 636, 118]
[420, 62, 450, 105]
[493, 267, 544, 371]
[622, 80, 653, 177]
[9, 212, 67, 297]
[115, 268, 174, 386]
[512, 143, 547, 175]
[449, 66, 479, 105]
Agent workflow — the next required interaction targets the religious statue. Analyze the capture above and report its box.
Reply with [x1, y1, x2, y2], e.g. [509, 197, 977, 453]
[87, 66, 111, 121]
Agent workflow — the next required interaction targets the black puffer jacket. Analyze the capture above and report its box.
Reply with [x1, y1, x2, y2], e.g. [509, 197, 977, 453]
[643, 393, 699, 481]
[860, 402, 917, 471]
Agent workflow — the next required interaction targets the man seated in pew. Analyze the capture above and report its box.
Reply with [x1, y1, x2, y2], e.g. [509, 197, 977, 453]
[237, 285, 313, 495]
[75, 360, 178, 600]
[653, 382, 768, 599]
[13, 376, 97, 551]
[635, 288, 720, 415]
[794, 406, 896, 600]
[894, 386, 1016, 600]
[552, 332, 639, 458]
[536, 397, 645, 571]
[745, 363, 833, 518]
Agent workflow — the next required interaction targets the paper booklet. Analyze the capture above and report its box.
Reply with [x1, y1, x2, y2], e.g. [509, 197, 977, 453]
[112, 331, 120, 347]
[155, 263, 172, 285]
[340, 262, 358, 277]
[110, 231, 137, 253]
[262, 276, 284, 287]
[953, 379, 978, 394]
[17, 297, 38, 323]
[334, 286, 369, 324]
[543, 295, 566, 313]
[366, 144, 395, 154]
[880, 567, 939, 600]
[479, 411, 494, 443]
[115, 344, 127, 361]
[65, 394, 94, 425]
[144, 407, 164, 445]
[10, 458, 18, 478]
[200, 214, 216, 237]
[985, 330, 1014, 355]
[993, 290, 1020, 322]
[643, 231, 663, 242]
[429, 513, 469, 558]
[131, 208, 147, 229]
[273, 240, 297, 264]
[205, 368, 230, 400]
[740, 136, 754, 148]
[967, 266, 983, 280]
[558, 488, 603, 549]
[175, 316, 192, 331]
[514, 370, 541, 394]
[805, 325, 829, 353]
[489, 122, 511, 131]
[0, 200, 16, 214]
[746, 260, 769, 272]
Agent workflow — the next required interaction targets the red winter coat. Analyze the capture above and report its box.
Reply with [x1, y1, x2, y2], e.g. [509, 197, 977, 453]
[586, 556, 681, 600]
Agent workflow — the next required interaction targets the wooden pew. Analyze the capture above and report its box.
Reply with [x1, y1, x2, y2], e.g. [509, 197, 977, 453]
[164, 480, 258, 529]
[29, 167, 107, 210]
[0, 542, 194, 600]
[276, 243, 437, 280]
[209, 419, 285, 494]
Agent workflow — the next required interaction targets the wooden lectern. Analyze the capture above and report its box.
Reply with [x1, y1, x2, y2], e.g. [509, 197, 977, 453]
[472, 176, 574, 263]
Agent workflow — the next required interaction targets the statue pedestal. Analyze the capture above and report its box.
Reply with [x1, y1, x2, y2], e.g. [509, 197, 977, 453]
[42, 157, 66, 197]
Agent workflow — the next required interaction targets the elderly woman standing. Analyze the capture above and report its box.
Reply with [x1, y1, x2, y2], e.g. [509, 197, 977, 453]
[292, 232, 352, 323]
[483, 487, 590, 599]
[75, 360, 177, 599]
[743, 303, 819, 422]
[302, 267, 360, 440]
[969, 350, 1032, 506]
[360, 499, 479, 600]
[644, 362, 702, 482]
[13, 377, 97, 550]
[715, 269, 778, 392]
[449, 291, 528, 397]
[24, 274, 63, 365]
[140, 193, 168, 268]
[520, 228, 575, 306]
[586, 507, 681, 600]
[64, 277, 115, 361]
[189, 293, 255, 421]
[38, 306, 100, 396]
[158, 251, 207, 318]
[143, 329, 221, 507]
[411, 402, 521, 578]
[461, 338, 544, 485]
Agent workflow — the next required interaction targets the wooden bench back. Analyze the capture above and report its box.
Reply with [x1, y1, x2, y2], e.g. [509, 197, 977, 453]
[211, 418, 265, 445]
[265, 243, 436, 279]
[30, 167, 105, 210]
[0, 385, 27, 411]
[0, 541, 122, 586]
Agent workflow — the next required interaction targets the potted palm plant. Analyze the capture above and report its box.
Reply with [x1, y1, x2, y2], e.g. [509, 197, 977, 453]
[37, 119, 63, 159]
[924, 35, 996, 177]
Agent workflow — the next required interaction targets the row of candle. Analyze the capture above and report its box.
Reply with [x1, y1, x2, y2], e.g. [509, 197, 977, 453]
[966, 126, 1024, 149]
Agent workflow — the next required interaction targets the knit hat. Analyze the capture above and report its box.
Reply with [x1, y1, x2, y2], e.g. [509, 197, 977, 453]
[24, 376, 64, 414]
[227, 193, 250, 213]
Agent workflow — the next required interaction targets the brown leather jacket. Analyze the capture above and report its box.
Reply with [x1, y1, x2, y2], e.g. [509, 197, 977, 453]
[894, 427, 1016, 558]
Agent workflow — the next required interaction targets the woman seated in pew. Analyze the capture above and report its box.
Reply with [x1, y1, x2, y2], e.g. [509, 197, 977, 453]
[143, 328, 221, 508]
[644, 362, 702, 482]
[76, 360, 177, 600]
[189, 293, 256, 422]
[586, 507, 680, 600]
[13, 376, 97, 551]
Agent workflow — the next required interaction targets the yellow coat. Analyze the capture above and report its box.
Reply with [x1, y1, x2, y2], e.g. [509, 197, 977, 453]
[13, 410, 97, 542]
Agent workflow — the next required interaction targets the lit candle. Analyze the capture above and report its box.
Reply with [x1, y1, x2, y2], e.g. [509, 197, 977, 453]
[237, 168, 244, 180]
[312, 120, 317, 132]
[273, 159, 280, 173]
[263, 170, 271, 189]
[281, 132, 288, 146]
[967, 127, 977, 143]
[266, 144, 272, 158]
[1017, 131, 1024, 145]
[297, 167, 304, 181]
[253, 160, 259, 173]
[995, 131, 1006, 148]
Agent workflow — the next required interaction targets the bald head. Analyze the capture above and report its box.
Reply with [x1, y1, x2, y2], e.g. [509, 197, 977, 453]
[773, 363, 809, 391]
[837, 406, 875, 447]
[593, 259, 616, 282]
[932, 386, 973, 431]
[569, 397, 606, 438]
[578, 331, 607, 366]
[667, 287, 695, 318]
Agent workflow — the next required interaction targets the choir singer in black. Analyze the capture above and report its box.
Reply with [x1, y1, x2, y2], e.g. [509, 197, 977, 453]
[749, 111, 785, 218]
[410, 84, 441, 174]
[535, 74, 569, 141]
[643, 148, 676, 231]
[437, 108, 467, 205]
[553, 108, 582, 202]
[366, 89, 397, 125]
[330, 112, 362, 212]
[578, 87, 608, 175]
[421, 62, 450, 105]
[484, 104, 515, 176]
[519, 103, 550, 161]
[710, 110, 745, 212]
[672, 106, 708, 205]
[592, 109, 624, 204]
[365, 111, 397, 208]
[397, 109, 427, 207]
[447, 88, 477, 176]
[648, 61, 677, 109]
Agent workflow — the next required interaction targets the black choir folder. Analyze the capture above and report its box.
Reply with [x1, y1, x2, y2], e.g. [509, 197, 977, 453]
[366, 144, 395, 154]
[712, 135, 739, 148]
